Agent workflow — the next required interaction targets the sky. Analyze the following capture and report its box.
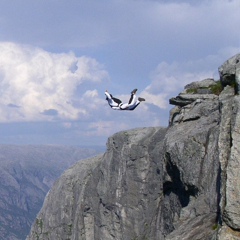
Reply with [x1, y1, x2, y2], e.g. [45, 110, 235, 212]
[0, 0, 239, 146]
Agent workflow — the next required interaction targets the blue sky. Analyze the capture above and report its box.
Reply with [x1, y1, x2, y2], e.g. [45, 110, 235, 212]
[0, 0, 239, 146]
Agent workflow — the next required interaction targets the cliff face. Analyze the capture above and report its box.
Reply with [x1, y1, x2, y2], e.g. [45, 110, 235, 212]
[27, 54, 240, 240]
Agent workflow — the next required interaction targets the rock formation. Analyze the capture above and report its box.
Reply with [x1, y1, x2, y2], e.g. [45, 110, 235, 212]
[27, 53, 240, 240]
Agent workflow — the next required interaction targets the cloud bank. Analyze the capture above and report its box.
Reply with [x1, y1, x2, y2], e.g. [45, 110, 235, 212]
[0, 42, 108, 122]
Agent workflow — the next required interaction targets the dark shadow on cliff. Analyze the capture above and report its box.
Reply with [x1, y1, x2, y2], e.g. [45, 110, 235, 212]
[163, 152, 199, 208]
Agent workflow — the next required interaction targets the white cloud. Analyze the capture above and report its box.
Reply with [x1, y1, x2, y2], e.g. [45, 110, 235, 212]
[141, 91, 168, 109]
[83, 90, 98, 98]
[0, 42, 109, 122]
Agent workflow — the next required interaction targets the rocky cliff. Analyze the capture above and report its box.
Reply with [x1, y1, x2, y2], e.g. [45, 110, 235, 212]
[27, 54, 240, 240]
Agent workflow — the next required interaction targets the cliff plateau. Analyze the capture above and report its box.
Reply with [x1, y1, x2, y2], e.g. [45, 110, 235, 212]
[27, 54, 240, 240]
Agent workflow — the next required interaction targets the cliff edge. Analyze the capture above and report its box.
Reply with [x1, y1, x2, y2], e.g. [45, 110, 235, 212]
[27, 54, 240, 240]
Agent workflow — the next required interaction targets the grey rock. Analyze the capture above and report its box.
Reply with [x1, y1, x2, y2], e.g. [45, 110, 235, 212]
[169, 94, 219, 125]
[218, 53, 240, 91]
[179, 93, 219, 100]
[196, 88, 212, 94]
[170, 78, 221, 107]
[217, 225, 240, 240]
[217, 86, 235, 219]
[169, 95, 194, 107]
[237, 66, 240, 93]
[184, 78, 217, 90]
[165, 213, 216, 240]
[216, 86, 240, 237]
[223, 96, 240, 230]
[169, 106, 181, 125]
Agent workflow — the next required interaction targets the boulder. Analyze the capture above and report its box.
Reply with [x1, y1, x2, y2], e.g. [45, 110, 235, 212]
[218, 53, 240, 92]
[184, 78, 217, 90]
[169, 78, 220, 108]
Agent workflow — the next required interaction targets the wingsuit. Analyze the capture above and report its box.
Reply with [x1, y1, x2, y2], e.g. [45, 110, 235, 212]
[105, 88, 145, 110]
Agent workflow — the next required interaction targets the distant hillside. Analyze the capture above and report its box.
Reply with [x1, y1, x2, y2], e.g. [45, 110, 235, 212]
[0, 145, 104, 240]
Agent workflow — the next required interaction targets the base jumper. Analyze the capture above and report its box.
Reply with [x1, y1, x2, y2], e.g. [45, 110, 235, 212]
[105, 88, 145, 110]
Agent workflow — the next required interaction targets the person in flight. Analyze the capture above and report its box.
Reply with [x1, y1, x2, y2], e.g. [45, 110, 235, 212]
[105, 88, 145, 110]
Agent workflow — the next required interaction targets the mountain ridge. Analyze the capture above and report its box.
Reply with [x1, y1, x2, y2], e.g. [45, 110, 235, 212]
[0, 145, 104, 240]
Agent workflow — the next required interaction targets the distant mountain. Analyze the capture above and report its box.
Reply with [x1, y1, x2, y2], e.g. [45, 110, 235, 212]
[0, 144, 104, 240]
